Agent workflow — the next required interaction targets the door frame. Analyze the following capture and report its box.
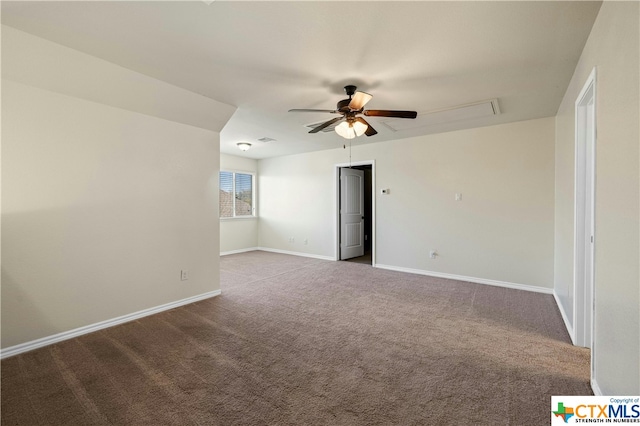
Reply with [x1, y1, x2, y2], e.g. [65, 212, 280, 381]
[334, 160, 376, 265]
[573, 67, 596, 365]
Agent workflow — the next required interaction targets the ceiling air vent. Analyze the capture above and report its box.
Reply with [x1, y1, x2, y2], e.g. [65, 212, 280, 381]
[382, 99, 500, 132]
[257, 137, 276, 143]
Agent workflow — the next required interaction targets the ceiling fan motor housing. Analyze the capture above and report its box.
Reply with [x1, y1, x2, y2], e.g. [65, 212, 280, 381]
[337, 98, 352, 112]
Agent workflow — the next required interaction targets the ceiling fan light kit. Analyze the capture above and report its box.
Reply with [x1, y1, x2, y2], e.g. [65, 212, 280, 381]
[289, 85, 417, 140]
[335, 120, 367, 139]
[237, 142, 252, 151]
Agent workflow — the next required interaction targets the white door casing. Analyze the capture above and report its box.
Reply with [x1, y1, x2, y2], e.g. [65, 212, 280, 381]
[574, 67, 596, 355]
[340, 168, 365, 260]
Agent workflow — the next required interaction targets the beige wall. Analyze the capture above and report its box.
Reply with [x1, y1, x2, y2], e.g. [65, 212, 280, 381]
[1, 28, 234, 349]
[554, 1, 639, 394]
[259, 117, 555, 289]
[220, 153, 259, 254]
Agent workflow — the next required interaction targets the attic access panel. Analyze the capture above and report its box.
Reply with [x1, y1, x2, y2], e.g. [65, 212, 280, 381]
[382, 99, 500, 131]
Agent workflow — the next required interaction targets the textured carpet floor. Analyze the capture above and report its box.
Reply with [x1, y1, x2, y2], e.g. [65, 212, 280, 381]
[1, 251, 591, 425]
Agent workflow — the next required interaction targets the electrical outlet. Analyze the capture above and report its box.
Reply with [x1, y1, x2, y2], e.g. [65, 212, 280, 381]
[181, 270, 189, 281]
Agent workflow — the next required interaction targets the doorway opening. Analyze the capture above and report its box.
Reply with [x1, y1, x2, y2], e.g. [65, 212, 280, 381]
[335, 161, 374, 265]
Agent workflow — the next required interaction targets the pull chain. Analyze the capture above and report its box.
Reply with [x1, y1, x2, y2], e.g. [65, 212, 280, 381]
[343, 140, 353, 168]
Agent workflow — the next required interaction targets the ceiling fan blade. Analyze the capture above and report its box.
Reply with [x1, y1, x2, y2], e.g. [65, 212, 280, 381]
[348, 91, 373, 111]
[356, 117, 378, 137]
[364, 110, 417, 119]
[308, 116, 344, 133]
[289, 109, 340, 114]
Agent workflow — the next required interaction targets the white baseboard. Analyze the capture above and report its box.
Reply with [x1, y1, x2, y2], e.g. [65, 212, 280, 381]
[257, 247, 335, 261]
[375, 264, 554, 295]
[553, 290, 576, 344]
[220, 247, 260, 256]
[0, 290, 221, 360]
[591, 378, 603, 396]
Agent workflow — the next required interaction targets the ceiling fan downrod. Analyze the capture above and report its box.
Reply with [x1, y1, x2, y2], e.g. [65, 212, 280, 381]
[343, 85, 357, 98]
[337, 85, 358, 112]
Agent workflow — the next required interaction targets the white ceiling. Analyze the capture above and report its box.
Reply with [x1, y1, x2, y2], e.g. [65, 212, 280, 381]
[1, 1, 602, 159]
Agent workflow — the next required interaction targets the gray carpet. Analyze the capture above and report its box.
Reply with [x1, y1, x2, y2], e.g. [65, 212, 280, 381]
[1, 251, 591, 425]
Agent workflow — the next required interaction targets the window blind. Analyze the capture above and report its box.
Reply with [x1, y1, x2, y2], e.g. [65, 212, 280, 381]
[219, 171, 254, 218]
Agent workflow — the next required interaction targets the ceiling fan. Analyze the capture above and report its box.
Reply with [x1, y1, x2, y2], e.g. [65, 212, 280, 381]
[289, 85, 417, 139]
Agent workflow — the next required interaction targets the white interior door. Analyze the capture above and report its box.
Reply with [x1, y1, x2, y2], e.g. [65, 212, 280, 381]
[340, 168, 364, 260]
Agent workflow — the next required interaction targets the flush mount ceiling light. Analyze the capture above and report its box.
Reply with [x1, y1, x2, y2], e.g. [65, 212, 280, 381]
[237, 142, 252, 151]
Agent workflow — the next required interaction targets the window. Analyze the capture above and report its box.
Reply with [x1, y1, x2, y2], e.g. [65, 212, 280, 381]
[219, 171, 255, 218]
